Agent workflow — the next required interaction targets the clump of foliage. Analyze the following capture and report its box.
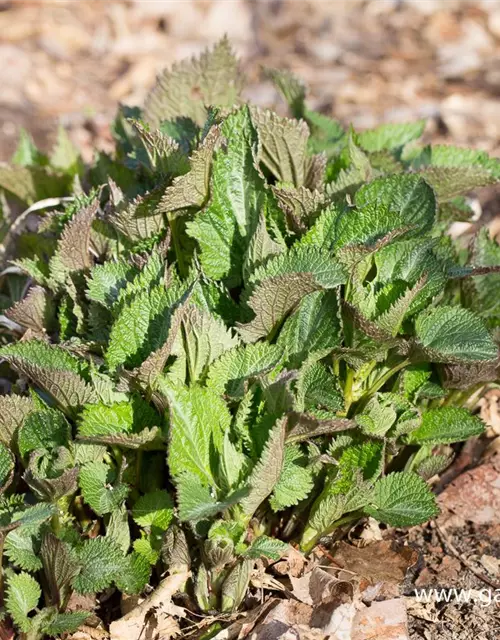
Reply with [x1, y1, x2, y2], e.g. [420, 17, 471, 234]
[0, 38, 499, 637]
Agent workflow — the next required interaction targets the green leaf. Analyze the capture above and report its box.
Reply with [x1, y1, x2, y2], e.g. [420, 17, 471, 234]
[5, 572, 41, 632]
[407, 407, 485, 445]
[18, 408, 71, 457]
[115, 552, 151, 595]
[40, 533, 80, 608]
[207, 342, 283, 399]
[132, 490, 174, 531]
[238, 246, 346, 342]
[415, 306, 498, 363]
[106, 504, 131, 554]
[78, 398, 158, 439]
[335, 174, 436, 248]
[243, 535, 289, 560]
[0, 442, 14, 490]
[358, 121, 425, 152]
[144, 36, 243, 128]
[241, 417, 287, 518]
[0, 395, 34, 449]
[177, 473, 247, 523]
[43, 611, 90, 636]
[4, 526, 42, 572]
[186, 106, 266, 284]
[79, 461, 129, 516]
[86, 259, 137, 307]
[166, 384, 230, 485]
[269, 445, 314, 511]
[365, 472, 439, 527]
[279, 291, 342, 368]
[73, 537, 125, 594]
[0, 340, 96, 411]
[6, 285, 54, 333]
[265, 67, 306, 119]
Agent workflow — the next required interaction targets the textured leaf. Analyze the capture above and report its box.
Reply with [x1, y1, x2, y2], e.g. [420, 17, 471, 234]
[408, 144, 500, 178]
[0, 442, 14, 491]
[279, 291, 342, 368]
[177, 473, 247, 523]
[5, 572, 41, 632]
[269, 445, 314, 511]
[416, 454, 453, 480]
[160, 125, 221, 212]
[238, 246, 346, 342]
[106, 504, 131, 554]
[4, 525, 42, 572]
[0, 395, 34, 449]
[415, 306, 498, 363]
[86, 259, 137, 307]
[78, 397, 157, 439]
[265, 67, 306, 118]
[221, 559, 253, 613]
[115, 552, 151, 595]
[144, 36, 243, 128]
[6, 286, 53, 333]
[79, 460, 129, 516]
[358, 121, 425, 152]
[243, 213, 284, 283]
[207, 342, 283, 398]
[186, 106, 266, 284]
[365, 472, 439, 527]
[243, 535, 289, 560]
[40, 532, 80, 608]
[178, 304, 240, 384]
[167, 384, 230, 484]
[251, 107, 309, 186]
[77, 426, 164, 451]
[418, 166, 499, 200]
[107, 187, 165, 243]
[43, 611, 91, 636]
[272, 185, 324, 231]
[132, 490, 174, 531]
[50, 198, 98, 283]
[18, 408, 70, 457]
[466, 228, 500, 322]
[294, 360, 344, 415]
[335, 174, 436, 248]
[73, 537, 125, 594]
[0, 340, 96, 411]
[241, 417, 287, 518]
[407, 407, 485, 445]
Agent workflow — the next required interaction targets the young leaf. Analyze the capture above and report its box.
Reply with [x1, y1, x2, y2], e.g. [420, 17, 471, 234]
[5, 572, 41, 632]
[72, 537, 125, 594]
[242, 536, 289, 560]
[407, 407, 485, 445]
[269, 444, 314, 511]
[79, 461, 129, 516]
[132, 490, 174, 531]
[365, 472, 439, 527]
[18, 408, 70, 457]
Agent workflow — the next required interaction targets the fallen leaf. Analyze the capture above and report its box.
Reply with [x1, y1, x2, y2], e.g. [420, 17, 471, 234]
[273, 547, 307, 578]
[333, 540, 418, 585]
[109, 571, 188, 640]
[250, 600, 313, 640]
[480, 554, 500, 576]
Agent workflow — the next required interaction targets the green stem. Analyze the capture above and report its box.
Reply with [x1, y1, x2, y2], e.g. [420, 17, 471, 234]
[168, 213, 188, 278]
[0, 534, 4, 604]
[358, 358, 411, 409]
[301, 511, 362, 554]
[342, 367, 355, 416]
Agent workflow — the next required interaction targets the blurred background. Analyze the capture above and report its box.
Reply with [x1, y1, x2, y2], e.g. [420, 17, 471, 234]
[1, 0, 500, 166]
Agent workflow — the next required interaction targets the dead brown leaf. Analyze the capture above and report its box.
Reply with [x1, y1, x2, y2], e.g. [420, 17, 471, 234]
[109, 571, 188, 640]
[333, 540, 418, 586]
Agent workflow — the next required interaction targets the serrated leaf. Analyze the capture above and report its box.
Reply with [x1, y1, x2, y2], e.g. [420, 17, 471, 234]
[4, 526, 42, 572]
[415, 305, 498, 363]
[251, 107, 309, 186]
[335, 174, 436, 249]
[166, 384, 230, 485]
[79, 461, 129, 516]
[160, 125, 221, 212]
[418, 165, 499, 200]
[0, 340, 96, 411]
[0, 442, 14, 491]
[416, 454, 453, 481]
[5, 572, 41, 632]
[43, 611, 90, 636]
[241, 417, 287, 518]
[108, 187, 166, 243]
[5, 285, 53, 333]
[207, 342, 283, 398]
[221, 559, 253, 613]
[18, 408, 70, 457]
[269, 444, 314, 511]
[358, 121, 425, 152]
[407, 407, 485, 445]
[466, 228, 500, 322]
[186, 106, 266, 284]
[86, 259, 138, 307]
[238, 246, 346, 342]
[294, 360, 344, 415]
[49, 199, 98, 284]
[265, 67, 306, 119]
[178, 304, 240, 384]
[144, 36, 243, 128]
[365, 472, 439, 527]
[73, 537, 125, 594]
[132, 490, 174, 531]
[40, 532, 80, 608]
[115, 552, 151, 595]
[279, 291, 342, 368]
[243, 213, 284, 283]
[243, 535, 289, 560]
[177, 473, 247, 523]
[0, 395, 34, 449]
[272, 185, 324, 231]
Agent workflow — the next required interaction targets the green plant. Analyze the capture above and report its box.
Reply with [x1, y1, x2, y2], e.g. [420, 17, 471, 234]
[0, 37, 498, 636]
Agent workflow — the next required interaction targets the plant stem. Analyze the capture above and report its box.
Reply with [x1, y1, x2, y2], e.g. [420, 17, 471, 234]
[301, 511, 362, 554]
[342, 367, 355, 415]
[359, 358, 411, 408]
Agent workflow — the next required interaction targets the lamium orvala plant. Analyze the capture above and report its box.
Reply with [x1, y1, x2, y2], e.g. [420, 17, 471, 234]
[0, 38, 499, 638]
